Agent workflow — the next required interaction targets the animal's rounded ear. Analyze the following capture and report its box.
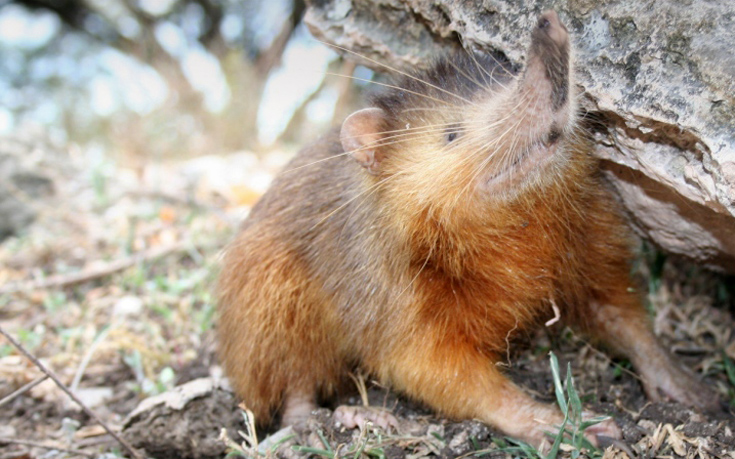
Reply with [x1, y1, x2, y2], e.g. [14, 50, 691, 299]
[340, 107, 387, 175]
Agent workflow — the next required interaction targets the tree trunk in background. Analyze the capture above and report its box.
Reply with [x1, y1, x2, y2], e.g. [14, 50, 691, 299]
[304, 0, 735, 273]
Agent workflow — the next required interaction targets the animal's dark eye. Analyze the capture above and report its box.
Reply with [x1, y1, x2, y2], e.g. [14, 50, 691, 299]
[445, 123, 462, 145]
[547, 129, 561, 144]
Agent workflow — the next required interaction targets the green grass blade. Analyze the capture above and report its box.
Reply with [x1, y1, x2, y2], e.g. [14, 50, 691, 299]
[723, 351, 735, 386]
[316, 429, 333, 454]
[366, 447, 386, 459]
[549, 352, 567, 413]
[579, 416, 610, 430]
[565, 363, 583, 423]
[501, 437, 540, 459]
[545, 425, 566, 459]
[291, 445, 335, 458]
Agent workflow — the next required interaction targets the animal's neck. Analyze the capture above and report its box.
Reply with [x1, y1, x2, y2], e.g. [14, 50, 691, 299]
[406, 178, 589, 281]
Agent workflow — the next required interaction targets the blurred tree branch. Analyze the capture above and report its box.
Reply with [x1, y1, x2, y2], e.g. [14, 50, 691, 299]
[5, 0, 307, 153]
[255, 0, 305, 77]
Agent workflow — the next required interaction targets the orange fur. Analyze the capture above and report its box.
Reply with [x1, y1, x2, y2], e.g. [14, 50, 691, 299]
[218, 228, 344, 425]
[217, 10, 719, 447]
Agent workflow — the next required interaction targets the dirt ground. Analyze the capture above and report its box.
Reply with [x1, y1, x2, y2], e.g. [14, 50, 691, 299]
[1, 138, 734, 459]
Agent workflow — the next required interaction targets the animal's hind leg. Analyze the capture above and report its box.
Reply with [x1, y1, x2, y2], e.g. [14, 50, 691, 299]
[281, 386, 318, 427]
[374, 333, 620, 448]
[586, 292, 721, 413]
[569, 191, 721, 412]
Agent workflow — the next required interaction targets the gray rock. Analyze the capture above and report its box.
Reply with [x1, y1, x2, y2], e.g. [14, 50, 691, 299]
[305, 0, 735, 272]
[0, 136, 55, 240]
[122, 377, 244, 459]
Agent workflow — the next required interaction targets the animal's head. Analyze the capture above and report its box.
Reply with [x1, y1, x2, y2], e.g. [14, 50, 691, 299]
[340, 11, 580, 228]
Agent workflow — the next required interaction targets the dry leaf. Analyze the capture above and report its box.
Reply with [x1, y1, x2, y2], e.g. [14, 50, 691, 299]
[74, 424, 107, 439]
[159, 206, 176, 223]
[651, 422, 666, 452]
[664, 424, 687, 456]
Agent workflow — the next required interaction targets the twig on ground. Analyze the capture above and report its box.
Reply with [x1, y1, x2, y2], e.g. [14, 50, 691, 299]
[71, 326, 111, 393]
[348, 371, 370, 407]
[0, 375, 49, 408]
[0, 326, 144, 459]
[0, 437, 95, 458]
[0, 450, 29, 459]
[0, 242, 188, 294]
[544, 298, 561, 327]
[75, 435, 116, 448]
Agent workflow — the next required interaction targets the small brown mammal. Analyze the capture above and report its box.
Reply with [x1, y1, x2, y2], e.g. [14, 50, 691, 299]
[218, 11, 719, 447]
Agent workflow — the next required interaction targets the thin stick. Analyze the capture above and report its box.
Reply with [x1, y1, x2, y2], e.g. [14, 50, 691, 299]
[0, 326, 144, 459]
[545, 298, 561, 327]
[0, 437, 94, 458]
[71, 326, 111, 393]
[0, 375, 49, 408]
[0, 242, 187, 294]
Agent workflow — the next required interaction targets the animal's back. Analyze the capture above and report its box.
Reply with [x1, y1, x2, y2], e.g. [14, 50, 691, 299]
[217, 129, 404, 424]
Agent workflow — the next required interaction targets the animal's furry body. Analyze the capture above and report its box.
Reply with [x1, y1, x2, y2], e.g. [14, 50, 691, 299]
[218, 11, 718, 446]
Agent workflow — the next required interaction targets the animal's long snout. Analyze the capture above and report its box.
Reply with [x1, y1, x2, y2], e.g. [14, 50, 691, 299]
[528, 10, 571, 111]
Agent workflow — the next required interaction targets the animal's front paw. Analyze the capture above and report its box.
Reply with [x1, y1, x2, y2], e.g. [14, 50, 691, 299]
[640, 360, 723, 414]
[580, 412, 622, 447]
[532, 411, 620, 453]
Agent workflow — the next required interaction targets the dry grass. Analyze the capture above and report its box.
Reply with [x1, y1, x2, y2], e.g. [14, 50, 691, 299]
[0, 138, 733, 458]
